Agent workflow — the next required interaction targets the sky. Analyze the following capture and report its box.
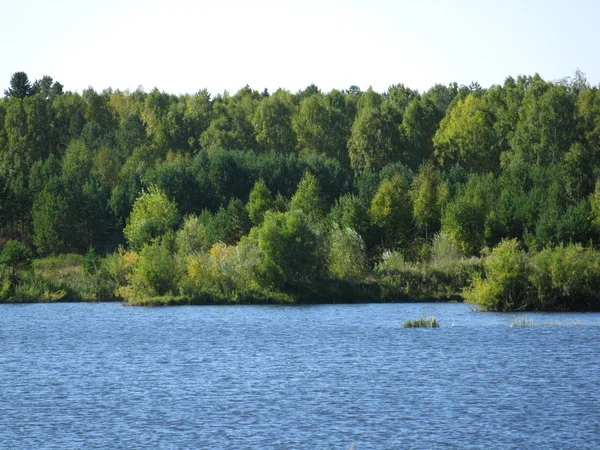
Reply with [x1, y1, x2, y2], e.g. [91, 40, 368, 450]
[2, 0, 599, 96]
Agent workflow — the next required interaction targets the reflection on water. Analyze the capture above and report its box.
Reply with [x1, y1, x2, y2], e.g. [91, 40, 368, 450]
[1, 303, 599, 449]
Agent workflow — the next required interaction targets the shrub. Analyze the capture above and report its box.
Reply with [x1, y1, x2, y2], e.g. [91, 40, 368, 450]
[0, 241, 33, 284]
[117, 241, 182, 303]
[251, 210, 323, 289]
[327, 226, 367, 281]
[464, 239, 530, 311]
[124, 187, 178, 250]
[83, 248, 101, 276]
[529, 244, 600, 311]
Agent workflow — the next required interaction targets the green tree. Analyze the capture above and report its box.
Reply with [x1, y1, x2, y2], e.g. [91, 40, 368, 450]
[250, 210, 322, 288]
[411, 162, 448, 240]
[124, 187, 178, 250]
[253, 89, 296, 153]
[32, 75, 63, 99]
[327, 225, 367, 281]
[32, 177, 71, 255]
[328, 194, 370, 238]
[176, 215, 213, 255]
[62, 140, 93, 186]
[293, 90, 352, 166]
[589, 179, 600, 231]
[464, 238, 530, 311]
[4, 72, 33, 98]
[510, 81, 577, 166]
[369, 174, 412, 250]
[400, 97, 442, 168]
[441, 173, 498, 256]
[577, 87, 600, 156]
[212, 198, 251, 245]
[199, 86, 259, 152]
[289, 171, 326, 224]
[348, 89, 396, 172]
[433, 95, 498, 172]
[0, 240, 33, 284]
[246, 179, 274, 226]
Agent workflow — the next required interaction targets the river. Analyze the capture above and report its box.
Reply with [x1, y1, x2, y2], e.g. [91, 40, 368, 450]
[1, 302, 599, 449]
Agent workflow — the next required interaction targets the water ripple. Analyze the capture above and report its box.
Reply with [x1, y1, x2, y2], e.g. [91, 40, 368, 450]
[1, 303, 599, 449]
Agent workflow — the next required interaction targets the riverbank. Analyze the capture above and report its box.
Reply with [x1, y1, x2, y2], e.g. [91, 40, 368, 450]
[4, 241, 600, 312]
[0, 252, 481, 306]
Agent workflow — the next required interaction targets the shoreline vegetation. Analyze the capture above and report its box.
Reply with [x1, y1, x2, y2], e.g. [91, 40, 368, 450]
[2, 71, 600, 311]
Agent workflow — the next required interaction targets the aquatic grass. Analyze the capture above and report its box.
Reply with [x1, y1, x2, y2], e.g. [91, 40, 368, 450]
[511, 316, 536, 327]
[511, 315, 582, 327]
[402, 316, 440, 328]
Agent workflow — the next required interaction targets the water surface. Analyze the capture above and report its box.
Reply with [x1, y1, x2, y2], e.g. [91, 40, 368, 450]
[1, 303, 599, 449]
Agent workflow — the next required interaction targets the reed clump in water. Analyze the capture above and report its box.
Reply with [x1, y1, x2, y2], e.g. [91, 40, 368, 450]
[510, 316, 582, 327]
[402, 316, 440, 328]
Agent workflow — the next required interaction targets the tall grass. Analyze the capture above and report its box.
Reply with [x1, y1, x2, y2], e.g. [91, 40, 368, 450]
[402, 316, 440, 328]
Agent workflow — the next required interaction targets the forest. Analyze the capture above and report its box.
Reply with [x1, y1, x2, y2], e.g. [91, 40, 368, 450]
[1, 70, 600, 311]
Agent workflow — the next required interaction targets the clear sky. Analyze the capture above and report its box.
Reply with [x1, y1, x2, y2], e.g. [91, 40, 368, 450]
[2, 0, 599, 96]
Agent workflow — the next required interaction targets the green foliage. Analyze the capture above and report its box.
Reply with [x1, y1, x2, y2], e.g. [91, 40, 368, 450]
[289, 171, 326, 224]
[32, 177, 71, 255]
[401, 97, 442, 168]
[251, 210, 323, 289]
[510, 82, 577, 166]
[464, 239, 530, 311]
[590, 179, 600, 231]
[293, 90, 352, 166]
[0, 240, 33, 283]
[411, 162, 448, 240]
[5, 72, 34, 98]
[120, 241, 182, 301]
[441, 173, 498, 256]
[327, 226, 367, 281]
[329, 194, 370, 237]
[430, 232, 463, 264]
[176, 215, 212, 254]
[83, 248, 101, 276]
[510, 316, 535, 327]
[124, 187, 178, 250]
[212, 198, 251, 245]
[348, 90, 397, 172]
[369, 174, 412, 250]
[529, 244, 600, 311]
[1, 72, 600, 309]
[253, 89, 296, 153]
[433, 95, 498, 172]
[374, 249, 405, 275]
[62, 140, 93, 185]
[31, 253, 117, 301]
[246, 179, 274, 226]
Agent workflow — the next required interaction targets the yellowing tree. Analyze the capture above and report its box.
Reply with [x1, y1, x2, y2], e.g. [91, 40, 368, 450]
[433, 95, 498, 172]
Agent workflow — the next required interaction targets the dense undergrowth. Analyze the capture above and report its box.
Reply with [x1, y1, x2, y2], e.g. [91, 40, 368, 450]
[3, 239, 600, 312]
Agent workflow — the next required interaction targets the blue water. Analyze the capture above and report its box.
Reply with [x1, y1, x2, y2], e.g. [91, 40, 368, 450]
[1, 303, 599, 449]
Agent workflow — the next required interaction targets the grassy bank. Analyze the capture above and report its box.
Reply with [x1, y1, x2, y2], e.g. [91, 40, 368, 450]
[0, 253, 120, 303]
[0, 249, 484, 305]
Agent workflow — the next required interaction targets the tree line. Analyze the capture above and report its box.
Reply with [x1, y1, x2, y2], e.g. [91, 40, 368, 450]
[1, 70, 600, 309]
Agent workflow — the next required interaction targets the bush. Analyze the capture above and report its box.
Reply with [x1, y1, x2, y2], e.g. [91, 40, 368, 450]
[251, 210, 323, 289]
[529, 244, 600, 311]
[0, 240, 33, 284]
[83, 248, 101, 276]
[124, 187, 178, 250]
[464, 239, 530, 311]
[327, 226, 367, 281]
